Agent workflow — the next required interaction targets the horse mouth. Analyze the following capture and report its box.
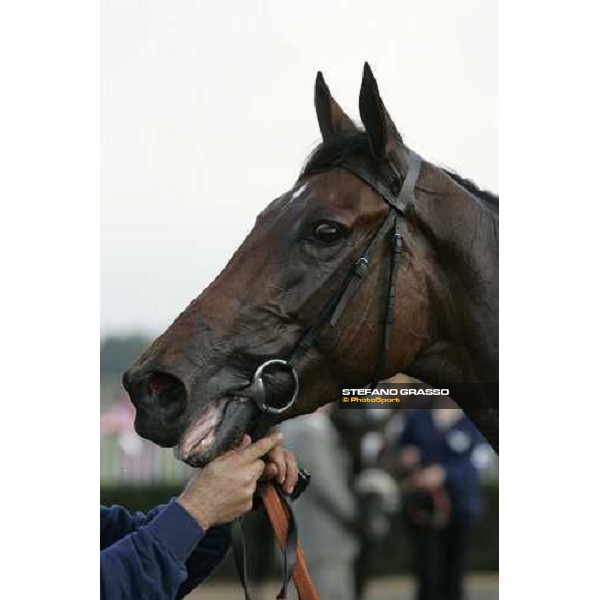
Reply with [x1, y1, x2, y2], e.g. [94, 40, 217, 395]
[174, 363, 297, 467]
[175, 396, 258, 467]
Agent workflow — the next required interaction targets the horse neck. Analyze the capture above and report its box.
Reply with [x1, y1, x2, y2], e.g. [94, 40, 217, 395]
[411, 162, 499, 384]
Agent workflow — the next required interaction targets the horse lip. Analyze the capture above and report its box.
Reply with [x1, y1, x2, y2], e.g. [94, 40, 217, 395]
[176, 397, 231, 462]
[175, 394, 258, 466]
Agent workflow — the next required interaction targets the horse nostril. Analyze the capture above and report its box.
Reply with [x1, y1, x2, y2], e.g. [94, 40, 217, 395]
[148, 372, 181, 395]
[123, 368, 187, 417]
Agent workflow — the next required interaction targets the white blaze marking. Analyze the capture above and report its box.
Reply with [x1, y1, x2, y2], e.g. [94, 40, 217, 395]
[289, 183, 308, 203]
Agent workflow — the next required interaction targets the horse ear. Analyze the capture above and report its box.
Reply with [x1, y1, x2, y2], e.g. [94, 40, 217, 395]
[314, 71, 357, 141]
[359, 62, 402, 160]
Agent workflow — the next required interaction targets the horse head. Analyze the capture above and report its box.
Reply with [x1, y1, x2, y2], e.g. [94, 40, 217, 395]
[123, 64, 498, 465]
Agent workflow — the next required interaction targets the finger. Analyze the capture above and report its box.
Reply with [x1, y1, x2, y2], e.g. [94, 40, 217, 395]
[214, 448, 237, 461]
[267, 447, 287, 485]
[250, 458, 266, 480]
[283, 450, 299, 494]
[239, 432, 283, 462]
[260, 462, 279, 481]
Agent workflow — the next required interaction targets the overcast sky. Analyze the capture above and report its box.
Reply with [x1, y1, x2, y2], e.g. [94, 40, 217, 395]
[101, 0, 497, 336]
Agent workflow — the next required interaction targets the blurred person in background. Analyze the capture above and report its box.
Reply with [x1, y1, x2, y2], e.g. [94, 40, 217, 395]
[282, 405, 399, 600]
[329, 405, 399, 600]
[101, 432, 299, 600]
[281, 407, 360, 600]
[394, 405, 493, 600]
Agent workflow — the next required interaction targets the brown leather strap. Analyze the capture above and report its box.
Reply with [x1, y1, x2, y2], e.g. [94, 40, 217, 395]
[259, 483, 321, 600]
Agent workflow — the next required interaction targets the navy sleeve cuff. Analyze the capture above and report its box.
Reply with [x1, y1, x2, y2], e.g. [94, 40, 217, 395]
[144, 500, 205, 563]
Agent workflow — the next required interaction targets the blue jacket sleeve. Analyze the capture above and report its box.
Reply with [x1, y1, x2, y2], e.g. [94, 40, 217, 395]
[100, 503, 167, 549]
[100, 500, 230, 600]
[175, 523, 231, 599]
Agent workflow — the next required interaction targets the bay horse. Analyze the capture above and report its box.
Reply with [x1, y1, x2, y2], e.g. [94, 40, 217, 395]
[123, 63, 498, 468]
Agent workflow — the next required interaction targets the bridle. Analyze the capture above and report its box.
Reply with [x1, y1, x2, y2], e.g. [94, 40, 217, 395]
[233, 150, 423, 600]
[244, 150, 423, 419]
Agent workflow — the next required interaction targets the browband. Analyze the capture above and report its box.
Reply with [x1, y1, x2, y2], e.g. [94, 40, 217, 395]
[328, 150, 422, 215]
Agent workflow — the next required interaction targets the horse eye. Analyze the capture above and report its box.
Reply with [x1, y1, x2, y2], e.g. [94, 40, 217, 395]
[313, 222, 343, 244]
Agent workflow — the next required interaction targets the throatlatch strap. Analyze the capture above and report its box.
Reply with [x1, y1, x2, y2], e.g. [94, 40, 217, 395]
[373, 215, 405, 385]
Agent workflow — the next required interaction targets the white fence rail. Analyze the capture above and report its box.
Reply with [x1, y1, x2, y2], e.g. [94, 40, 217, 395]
[100, 434, 193, 486]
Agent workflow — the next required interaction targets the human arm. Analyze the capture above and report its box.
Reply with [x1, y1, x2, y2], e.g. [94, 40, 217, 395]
[100, 500, 211, 600]
[101, 432, 283, 600]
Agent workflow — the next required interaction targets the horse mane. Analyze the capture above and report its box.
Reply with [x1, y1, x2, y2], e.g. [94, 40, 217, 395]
[302, 130, 499, 213]
[443, 170, 498, 214]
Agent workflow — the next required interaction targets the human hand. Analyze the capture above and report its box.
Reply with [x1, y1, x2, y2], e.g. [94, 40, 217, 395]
[176, 432, 283, 529]
[261, 444, 299, 494]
